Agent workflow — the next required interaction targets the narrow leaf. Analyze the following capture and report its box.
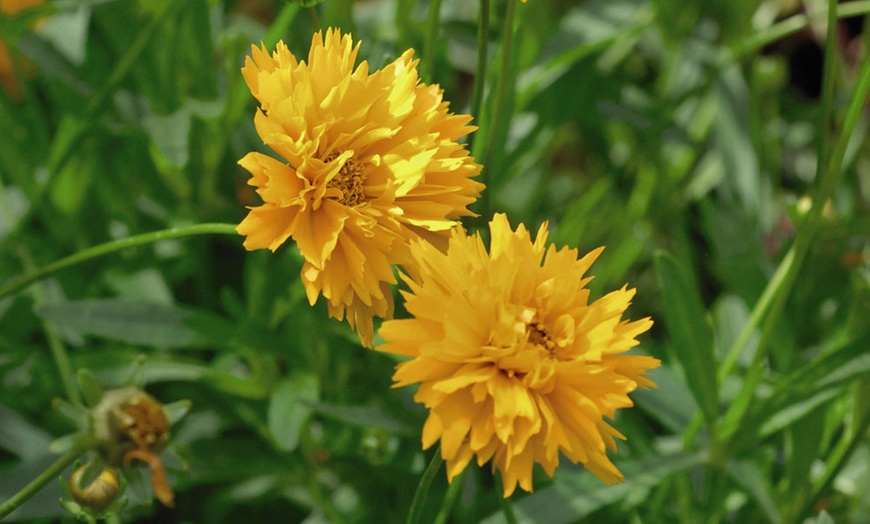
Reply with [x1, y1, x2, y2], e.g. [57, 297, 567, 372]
[35, 299, 233, 349]
[654, 251, 719, 429]
[309, 403, 416, 435]
[77, 368, 104, 407]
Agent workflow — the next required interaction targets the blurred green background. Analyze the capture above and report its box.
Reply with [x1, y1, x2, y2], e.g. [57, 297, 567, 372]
[1, 0, 869, 522]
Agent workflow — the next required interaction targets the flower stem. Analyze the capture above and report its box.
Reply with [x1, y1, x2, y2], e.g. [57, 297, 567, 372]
[45, 321, 81, 406]
[469, 0, 491, 133]
[0, 223, 239, 300]
[497, 474, 518, 524]
[798, 384, 870, 519]
[422, 0, 444, 82]
[720, 0, 870, 445]
[0, 448, 82, 520]
[478, 0, 518, 221]
[406, 449, 445, 524]
[433, 469, 465, 524]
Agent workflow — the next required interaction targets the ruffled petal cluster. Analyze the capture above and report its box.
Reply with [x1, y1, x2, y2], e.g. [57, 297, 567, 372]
[237, 29, 483, 345]
[377, 213, 658, 496]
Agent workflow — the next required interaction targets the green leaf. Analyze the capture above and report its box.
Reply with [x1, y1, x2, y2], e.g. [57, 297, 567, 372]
[144, 106, 191, 168]
[726, 460, 781, 524]
[0, 404, 53, 460]
[164, 400, 192, 425]
[484, 449, 707, 523]
[267, 375, 320, 452]
[34, 299, 233, 349]
[34, 5, 91, 66]
[52, 398, 90, 430]
[632, 363, 697, 433]
[783, 407, 824, 504]
[759, 388, 839, 438]
[205, 371, 269, 400]
[518, 0, 652, 109]
[309, 403, 416, 435]
[804, 510, 835, 524]
[654, 251, 719, 429]
[77, 368, 104, 407]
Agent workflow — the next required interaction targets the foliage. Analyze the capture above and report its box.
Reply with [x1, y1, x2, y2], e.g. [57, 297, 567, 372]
[1, 0, 869, 522]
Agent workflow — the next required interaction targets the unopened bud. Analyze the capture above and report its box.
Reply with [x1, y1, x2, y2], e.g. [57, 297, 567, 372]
[69, 465, 121, 511]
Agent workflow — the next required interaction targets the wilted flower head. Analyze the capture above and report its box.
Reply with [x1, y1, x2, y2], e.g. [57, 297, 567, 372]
[237, 29, 483, 346]
[91, 388, 175, 507]
[377, 214, 659, 496]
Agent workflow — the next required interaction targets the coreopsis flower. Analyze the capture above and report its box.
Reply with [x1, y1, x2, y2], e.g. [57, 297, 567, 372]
[377, 213, 659, 496]
[237, 29, 483, 346]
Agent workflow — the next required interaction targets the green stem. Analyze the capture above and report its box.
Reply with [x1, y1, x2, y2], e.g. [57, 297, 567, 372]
[422, 0, 444, 82]
[406, 449, 445, 524]
[469, 0, 491, 136]
[0, 223, 238, 300]
[733, 0, 870, 58]
[717, 246, 794, 382]
[721, 0, 870, 445]
[433, 469, 465, 524]
[497, 474, 518, 524]
[0, 448, 82, 520]
[799, 396, 870, 519]
[478, 0, 518, 221]
[45, 322, 81, 406]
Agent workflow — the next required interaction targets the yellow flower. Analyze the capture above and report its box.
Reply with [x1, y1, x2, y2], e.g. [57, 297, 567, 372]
[237, 29, 483, 346]
[377, 213, 659, 496]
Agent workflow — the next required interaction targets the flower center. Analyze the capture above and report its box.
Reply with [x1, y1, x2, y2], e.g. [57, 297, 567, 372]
[119, 394, 170, 449]
[325, 150, 366, 206]
[527, 320, 555, 356]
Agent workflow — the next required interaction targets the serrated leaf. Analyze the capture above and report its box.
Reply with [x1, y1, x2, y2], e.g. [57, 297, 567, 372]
[654, 251, 719, 429]
[268, 375, 320, 452]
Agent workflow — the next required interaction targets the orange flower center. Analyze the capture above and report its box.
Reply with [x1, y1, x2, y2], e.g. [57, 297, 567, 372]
[325, 150, 366, 206]
[120, 395, 170, 449]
